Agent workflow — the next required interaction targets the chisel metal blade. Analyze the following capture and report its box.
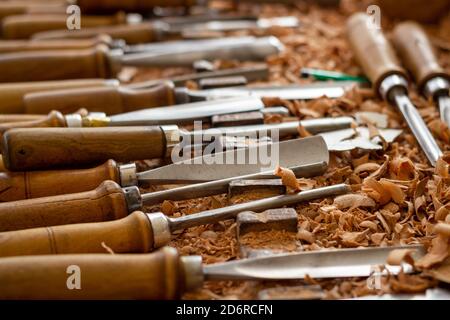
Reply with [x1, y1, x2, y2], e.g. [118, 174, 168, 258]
[203, 245, 425, 281]
[137, 136, 329, 183]
[438, 96, 450, 127]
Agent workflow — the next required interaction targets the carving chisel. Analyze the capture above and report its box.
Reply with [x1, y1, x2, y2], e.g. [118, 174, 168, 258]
[347, 13, 443, 166]
[0, 183, 349, 255]
[0, 245, 424, 299]
[0, 36, 282, 82]
[391, 22, 450, 127]
[0, 1, 66, 21]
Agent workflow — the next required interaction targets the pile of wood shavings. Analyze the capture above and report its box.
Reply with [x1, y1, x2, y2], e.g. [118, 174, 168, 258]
[133, 0, 450, 299]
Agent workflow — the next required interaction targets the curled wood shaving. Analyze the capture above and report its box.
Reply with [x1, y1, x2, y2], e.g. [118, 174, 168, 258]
[416, 234, 449, 269]
[386, 249, 417, 266]
[354, 163, 380, 175]
[297, 229, 315, 244]
[379, 179, 406, 204]
[333, 194, 376, 210]
[274, 165, 301, 193]
[101, 242, 115, 255]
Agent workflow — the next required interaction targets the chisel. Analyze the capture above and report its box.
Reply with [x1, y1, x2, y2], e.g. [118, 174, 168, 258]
[74, 0, 202, 14]
[0, 37, 282, 82]
[0, 78, 119, 114]
[0, 136, 329, 204]
[391, 22, 450, 127]
[347, 13, 443, 166]
[0, 1, 66, 21]
[0, 183, 349, 256]
[0, 245, 424, 299]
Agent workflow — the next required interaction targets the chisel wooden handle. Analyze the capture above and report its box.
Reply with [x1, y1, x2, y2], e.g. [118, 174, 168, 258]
[77, 0, 198, 13]
[392, 22, 450, 92]
[0, 78, 119, 114]
[0, 159, 121, 201]
[33, 22, 157, 45]
[0, 210, 154, 256]
[0, 45, 119, 82]
[0, 180, 135, 232]
[0, 2, 66, 21]
[2, 13, 126, 39]
[0, 114, 45, 123]
[347, 13, 407, 92]
[2, 126, 169, 171]
[0, 35, 114, 53]
[0, 155, 4, 172]
[24, 81, 176, 115]
[0, 247, 191, 300]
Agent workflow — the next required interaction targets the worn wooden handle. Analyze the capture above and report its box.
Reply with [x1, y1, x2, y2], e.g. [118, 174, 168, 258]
[2, 126, 166, 171]
[0, 78, 119, 114]
[2, 13, 126, 39]
[24, 81, 176, 115]
[347, 13, 407, 92]
[0, 210, 154, 256]
[392, 22, 450, 91]
[0, 159, 120, 202]
[0, 35, 114, 53]
[0, 114, 45, 123]
[0, 3, 66, 21]
[0, 247, 187, 299]
[0, 45, 118, 83]
[0, 180, 129, 232]
[33, 22, 157, 45]
[78, 0, 197, 13]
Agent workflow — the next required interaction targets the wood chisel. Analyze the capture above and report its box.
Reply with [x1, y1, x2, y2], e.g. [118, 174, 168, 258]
[0, 1, 67, 21]
[391, 22, 450, 128]
[0, 183, 349, 255]
[347, 13, 443, 166]
[0, 245, 424, 299]
[0, 36, 282, 82]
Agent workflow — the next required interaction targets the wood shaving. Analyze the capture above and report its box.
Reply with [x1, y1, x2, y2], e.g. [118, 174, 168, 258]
[333, 194, 376, 210]
[386, 248, 417, 266]
[274, 165, 301, 193]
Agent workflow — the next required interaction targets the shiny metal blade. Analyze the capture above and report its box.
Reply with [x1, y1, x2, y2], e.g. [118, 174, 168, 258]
[438, 96, 450, 127]
[137, 136, 329, 183]
[109, 97, 265, 125]
[204, 245, 425, 281]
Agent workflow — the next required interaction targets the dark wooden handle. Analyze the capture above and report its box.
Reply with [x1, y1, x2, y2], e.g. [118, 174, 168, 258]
[2, 126, 166, 171]
[0, 155, 4, 172]
[0, 210, 154, 256]
[0, 247, 186, 299]
[0, 78, 119, 114]
[24, 82, 176, 115]
[33, 22, 157, 45]
[2, 13, 126, 39]
[0, 159, 120, 202]
[0, 45, 118, 83]
[392, 21, 450, 91]
[0, 180, 129, 232]
[347, 13, 407, 92]
[78, 0, 197, 13]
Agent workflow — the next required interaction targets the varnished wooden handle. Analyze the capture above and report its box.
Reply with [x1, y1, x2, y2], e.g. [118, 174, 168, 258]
[33, 22, 157, 45]
[0, 78, 119, 114]
[0, 45, 118, 83]
[0, 247, 187, 300]
[0, 180, 128, 232]
[0, 155, 4, 172]
[24, 81, 176, 115]
[0, 114, 45, 123]
[0, 159, 120, 202]
[392, 22, 450, 91]
[0, 3, 66, 21]
[78, 0, 198, 13]
[347, 13, 407, 92]
[2, 126, 166, 171]
[0, 35, 114, 53]
[0, 210, 154, 256]
[2, 13, 126, 39]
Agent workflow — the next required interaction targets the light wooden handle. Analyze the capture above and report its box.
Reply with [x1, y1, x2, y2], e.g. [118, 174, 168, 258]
[0, 159, 120, 201]
[24, 82, 176, 115]
[0, 78, 119, 114]
[347, 13, 407, 92]
[0, 3, 66, 21]
[2, 13, 126, 39]
[0, 247, 187, 299]
[2, 126, 166, 171]
[0, 35, 114, 53]
[78, 0, 198, 13]
[0, 45, 118, 83]
[0, 180, 130, 232]
[33, 22, 157, 45]
[392, 22, 450, 91]
[0, 210, 154, 256]
[0, 114, 46, 123]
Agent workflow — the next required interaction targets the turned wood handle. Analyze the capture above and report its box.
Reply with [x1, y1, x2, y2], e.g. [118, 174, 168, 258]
[0, 78, 119, 114]
[0, 159, 120, 202]
[0, 114, 46, 123]
[0, 247, 187, 299]
[0, 155, 4, 172]
[24, 81, 176, 115]
[0, 45, 118, 83]
[33, 22, 157, 45]
[0, 180, 130, 232]
[0, 210, 155, 256]
[2, 13, 126, 39]
[0, 35, 114, 53]
[78, 0, 198, 13]
[2, 126, 167, 171]
[392, 22, 450, 92]
[0, 3, 66, 21]
[346, 13, 407, 93]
